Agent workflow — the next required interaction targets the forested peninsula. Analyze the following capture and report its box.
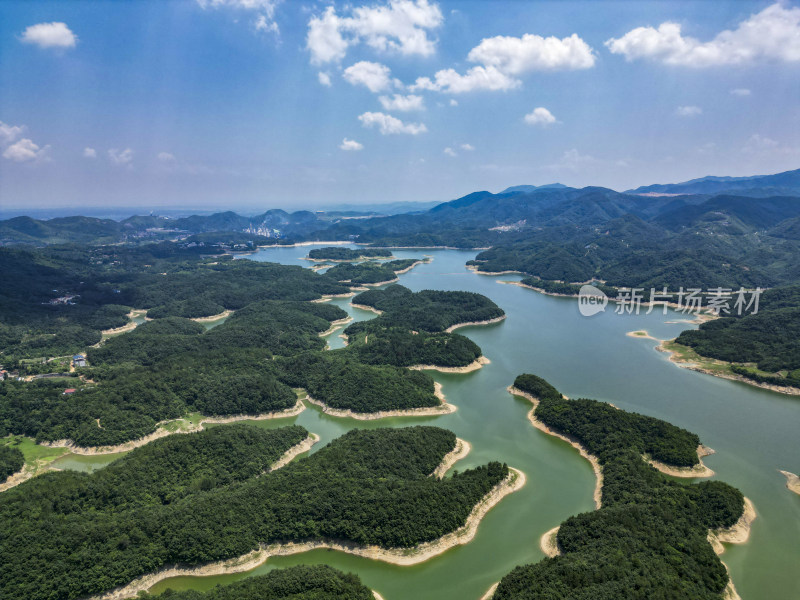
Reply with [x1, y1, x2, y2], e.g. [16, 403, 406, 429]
[496, 374, 748, 600]
[149, 565, 375, 600]
[0, 425, 509, 600]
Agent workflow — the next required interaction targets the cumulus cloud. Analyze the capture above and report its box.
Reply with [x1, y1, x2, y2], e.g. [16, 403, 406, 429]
[443, 147, 457, 157]
[83, 147, 96, 158]
[20, 22, 77, 49]
[730, 88, 751, 96]
[449, 99, 458, 106]
[379, 93, 424, 111]
[460, 143, 474, 151]
[410, 30, 594, 94]
[157, 152, 176, 161]
[358, 111, 427, 135]
[411, 65, 519, 93]
[306, 0, 443, 65]
[524, 107, 558, 126]
[343, 61, 394, 92]
[676, 105, 702, 117]
[318, 71, 333, 87]
[3, 138, 49, 162]
[0, 121, 24, 145]
[197, 0, 282, 35]
[606, 3, 800, 67]
[467, 33, 595, 74]
[340, 138, 364, 151]
[108, 148, 134, 166]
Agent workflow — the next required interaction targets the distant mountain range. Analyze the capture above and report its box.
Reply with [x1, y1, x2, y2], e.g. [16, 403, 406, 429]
[626, 167, 800, 197]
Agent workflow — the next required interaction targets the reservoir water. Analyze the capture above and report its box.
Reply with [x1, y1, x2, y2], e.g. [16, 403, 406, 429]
[59, 245, 800, 600]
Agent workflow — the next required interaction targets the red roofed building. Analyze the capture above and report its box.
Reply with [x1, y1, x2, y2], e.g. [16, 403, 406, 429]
[63, 388, 77, 395]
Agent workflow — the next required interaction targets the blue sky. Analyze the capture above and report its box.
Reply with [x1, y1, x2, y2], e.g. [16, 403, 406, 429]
[1, 0, 799, 211]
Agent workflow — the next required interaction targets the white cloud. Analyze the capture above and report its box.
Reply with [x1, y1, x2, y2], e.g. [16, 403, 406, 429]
[108, 148, 134, 165]
[343, 61, 394, 92]
[676, 105, 702, 117]
[460, 143, 475, 151]
[340, 138, 364, 151]
[306, 0, 443, 65]
[0, 121, 24, 145]
[318, 71, 332, 87]
[411, 65, 520, 93]
[379, 93, 424, 111]
[449, 99, 458, 106]
[158, 152, 176, 161]
[524, 107, 558, 126]
[83, 147, 96, 158]
[444, 147, 457, 157]
[197, 0, 281, 35]
[20, 22, 77, 49]
[467, 33, 595, 74]
[3, 138, 49, 162]
[606, 3, 800, 67]
[730, 88, 751, 96]
[358, 111, 427, 135]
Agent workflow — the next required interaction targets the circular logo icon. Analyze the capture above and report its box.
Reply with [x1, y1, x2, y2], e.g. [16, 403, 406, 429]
[578, 284, 608, 317]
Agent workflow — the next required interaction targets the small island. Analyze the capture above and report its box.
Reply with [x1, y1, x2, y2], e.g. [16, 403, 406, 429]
[307, 247, 393, 261]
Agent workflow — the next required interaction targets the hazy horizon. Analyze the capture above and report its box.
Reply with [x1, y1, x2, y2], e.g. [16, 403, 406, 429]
[2, 0, 799, 209]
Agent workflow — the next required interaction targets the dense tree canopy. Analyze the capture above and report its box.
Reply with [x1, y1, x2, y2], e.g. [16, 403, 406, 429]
[0, 445, 23, 484]
[0, 426, 507, 600]
[496, 374, 745, 600]
[151, 565, 374, 600]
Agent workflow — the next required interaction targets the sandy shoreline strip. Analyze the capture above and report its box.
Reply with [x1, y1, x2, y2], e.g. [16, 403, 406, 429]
[302, 383, 456, 420]
[88, 467, 525, 600]
[479, 583, 499, 600]
[645, 444, 715, 478]
[657, 340, 800, 396]
[708, 497, 757, 600]
[409, 356, 490, 374]
[101, 310, 149, 336]
[350, 302, 383, 314]
[432, 438, 471, 478]
[508, 386, 602, 509]
[317, 317, 353, 337]
[40, 399, 306, 456]
[191, 310, 233, 323]
[445, 315, 507, 333]
[779, 470, 800, 496]
[392, 258, 430, 274]
[539, 526, 561, 558]
[268, 434, 320, 471]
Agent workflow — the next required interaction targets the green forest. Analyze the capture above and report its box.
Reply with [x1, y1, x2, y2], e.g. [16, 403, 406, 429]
[495, 374, 745, 600]
[0, 425, 508, 600]
[676, 285, 800, 382]
[308, 246, 392, 260]
[0, 445, 24, 484]
[150, 565, 374, 600]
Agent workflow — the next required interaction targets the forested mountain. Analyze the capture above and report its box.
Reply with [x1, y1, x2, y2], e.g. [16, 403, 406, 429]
[627, 167, 800, 197]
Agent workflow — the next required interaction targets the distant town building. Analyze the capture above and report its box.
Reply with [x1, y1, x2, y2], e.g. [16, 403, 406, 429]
[63, 388, 77, 395]
[72, 355, 87, 368]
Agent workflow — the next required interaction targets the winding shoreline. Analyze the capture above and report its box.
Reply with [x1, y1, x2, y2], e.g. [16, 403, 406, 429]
[191, 310, 233, 323]
[508, 385, 753, 600]
[317, 317, 353, 337]
[88, 461, 525, 600]
[445, 315, 507, 333]
[779, 470, 800, 496]
[409, 356, 490, 374]
[508, 386, 602, 509]
[39, 399, 306, 457]
[350, 302, 384, 314]
[302, 382, 456, 420]
[645, 444, 715, 478]
[268, 433, 320, 471]
[657, 340, 800, 396]
[432, 438, 471, 478]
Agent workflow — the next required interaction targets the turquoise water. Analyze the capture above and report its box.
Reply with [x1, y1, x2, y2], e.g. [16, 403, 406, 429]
[61, 245, 800, 600]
